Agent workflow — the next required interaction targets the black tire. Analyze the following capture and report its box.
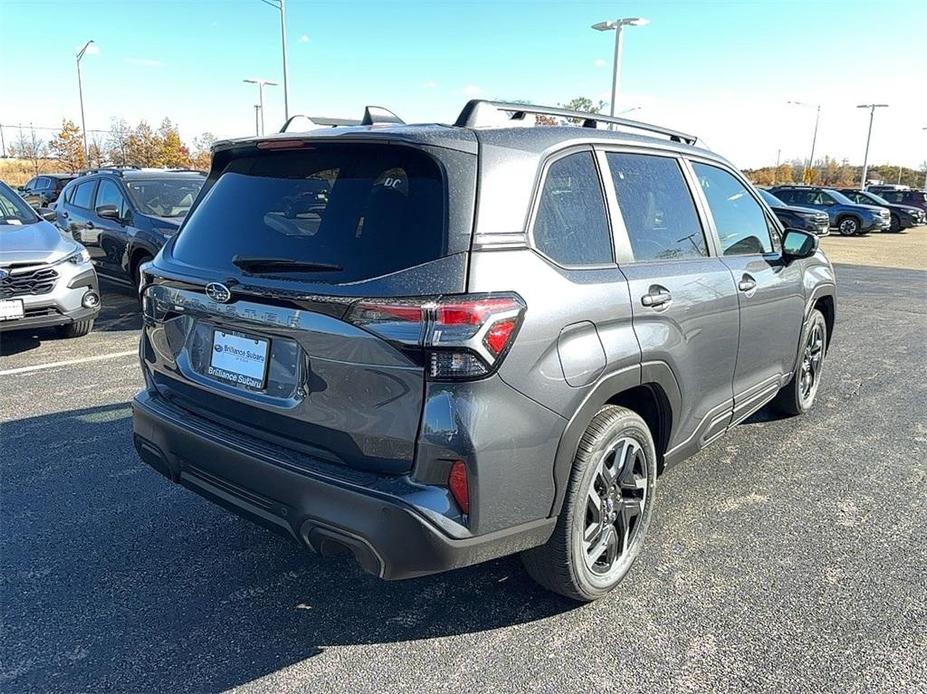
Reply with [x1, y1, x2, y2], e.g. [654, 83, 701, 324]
[56, 319, 94, 339]
[521, 405, 657, 602]
[888, 214, 902, 233]
[132, 254, 152, 291]
[836, 216, 860, 236]
[772, 308, 827, 416]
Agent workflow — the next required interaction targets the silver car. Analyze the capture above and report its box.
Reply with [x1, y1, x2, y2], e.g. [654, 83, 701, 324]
[0, 181, 100, 337]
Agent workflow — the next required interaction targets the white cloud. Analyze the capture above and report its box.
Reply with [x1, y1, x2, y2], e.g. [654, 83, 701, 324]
[422, 80, 438, 89]
[125, 58, 163, 68]
[299, 34, 310, 43]
[593, 58, 607, 68]
[462, 84, 482, 97]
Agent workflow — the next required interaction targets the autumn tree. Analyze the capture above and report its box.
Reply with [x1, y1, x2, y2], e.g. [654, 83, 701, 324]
[10, 126, 47, 175]
[157, 118, 192, 168]
[558, 97, 608, 125]
[190, 131, 216, 170]
[48, 119, 86, 172]
[107, 118, 132, 166]
[126, 120, 160, 167]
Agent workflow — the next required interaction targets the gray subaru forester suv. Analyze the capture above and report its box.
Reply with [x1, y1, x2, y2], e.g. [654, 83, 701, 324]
[132, 101, 836, 601]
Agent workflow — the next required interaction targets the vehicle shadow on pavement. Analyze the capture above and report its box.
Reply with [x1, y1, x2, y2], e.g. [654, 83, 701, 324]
[0, 283, 140, 357]
[0, 403, 577, 692]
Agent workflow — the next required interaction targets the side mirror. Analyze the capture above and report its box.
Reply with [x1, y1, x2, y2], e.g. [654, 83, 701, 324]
[38, 208, 57, 222]
[782, 229, 818, 260]
[96, 204, 121, 221]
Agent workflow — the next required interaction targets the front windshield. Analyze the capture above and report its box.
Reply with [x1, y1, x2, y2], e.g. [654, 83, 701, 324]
[126, 178, 204, 218]
[0, 183, 40, 226]
[825, 189, 857, 205]
[861, 192, 890, 205]
[758, 189, 783, 206]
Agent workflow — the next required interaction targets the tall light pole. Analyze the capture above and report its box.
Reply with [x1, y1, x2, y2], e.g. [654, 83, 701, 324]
[76, 40, 95, 161]
[787, 101, 820, 183]
[254, 105, 261, 136]
[922, 128, 926, 191]
[243, 78, 278, 135]
[592, 17, 650, 118]
[260, 0, 290, 121]
[857, 104, 888, 189]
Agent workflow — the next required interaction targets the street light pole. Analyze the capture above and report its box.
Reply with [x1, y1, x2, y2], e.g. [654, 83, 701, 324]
[254, 105, 261, 136]
[922, 128, 926, 191]
[857, 104, 888, 190]
[243, 78, 278, 135]
[76, 40, 95, 161]
[787, 101, 820, 183]
[592, 17, 650, 118]
[260, 0, 290, 121]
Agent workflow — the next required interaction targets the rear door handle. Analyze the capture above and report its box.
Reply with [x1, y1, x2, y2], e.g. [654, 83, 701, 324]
[641, 288, 672, 308]
[738, 275, 757, 292]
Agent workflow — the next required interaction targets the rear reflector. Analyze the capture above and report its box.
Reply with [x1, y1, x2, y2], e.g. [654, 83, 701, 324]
[448, 461, 470, 514]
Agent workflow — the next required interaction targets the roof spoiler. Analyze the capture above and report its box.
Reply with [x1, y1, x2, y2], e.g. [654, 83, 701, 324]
[454, 100, 697, 146]
[279, 106, 405, 133]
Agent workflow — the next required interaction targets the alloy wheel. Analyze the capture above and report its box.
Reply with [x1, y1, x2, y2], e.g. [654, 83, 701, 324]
[838, 218, 859, 236]
[799, 322, 825, 404]
[582, 437, 648, 575]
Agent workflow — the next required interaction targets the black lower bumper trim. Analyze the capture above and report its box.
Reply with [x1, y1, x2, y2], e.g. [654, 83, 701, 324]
[0, 305, 99, 332]
[132, 390, 556, 580]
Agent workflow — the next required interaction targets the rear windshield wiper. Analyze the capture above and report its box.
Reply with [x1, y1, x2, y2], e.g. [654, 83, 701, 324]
[232, 256, 343, 273]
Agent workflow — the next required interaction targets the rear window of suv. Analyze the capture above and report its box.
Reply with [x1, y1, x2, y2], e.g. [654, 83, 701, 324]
[172, 144, 446, 283]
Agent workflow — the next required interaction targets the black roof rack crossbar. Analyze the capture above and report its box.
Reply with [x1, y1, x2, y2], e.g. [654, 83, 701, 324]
[454, 100, 698, 146]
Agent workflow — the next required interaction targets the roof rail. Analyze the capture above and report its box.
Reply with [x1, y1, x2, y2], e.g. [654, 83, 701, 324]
[278, 105, 405, 133]
[280, 114, 363, 133]
[454, 100, 698, 146]
[79, 165, 140, 176]
[165, 168, 207, 175]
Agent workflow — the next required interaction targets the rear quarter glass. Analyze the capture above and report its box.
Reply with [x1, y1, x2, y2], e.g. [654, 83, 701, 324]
[172, 144, 461, 283]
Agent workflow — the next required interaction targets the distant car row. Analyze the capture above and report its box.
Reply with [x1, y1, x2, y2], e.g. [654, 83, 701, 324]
[760, 185, 926, 236]
[1, 168, 205, 338]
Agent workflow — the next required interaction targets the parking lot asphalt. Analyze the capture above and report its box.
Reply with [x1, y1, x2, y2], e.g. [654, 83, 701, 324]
[1, 264, 926, 693]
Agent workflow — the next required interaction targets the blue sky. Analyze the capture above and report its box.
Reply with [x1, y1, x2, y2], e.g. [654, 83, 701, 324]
[2, 0, 925, 168]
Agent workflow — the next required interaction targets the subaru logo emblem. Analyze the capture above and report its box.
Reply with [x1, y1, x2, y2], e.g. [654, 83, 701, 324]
[205, 282, 232, 303]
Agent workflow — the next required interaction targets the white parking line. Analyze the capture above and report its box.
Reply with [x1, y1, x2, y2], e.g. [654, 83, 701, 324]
[0, 350, 138, 376]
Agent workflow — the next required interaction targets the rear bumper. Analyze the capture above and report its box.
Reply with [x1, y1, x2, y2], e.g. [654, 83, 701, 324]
[132, 390, 555, 579]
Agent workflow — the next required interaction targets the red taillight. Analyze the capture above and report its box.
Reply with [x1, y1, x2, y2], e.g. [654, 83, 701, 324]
[484, 318, 517, 356]
[346, 293, 526, 380]
[448, 461, 470, 514]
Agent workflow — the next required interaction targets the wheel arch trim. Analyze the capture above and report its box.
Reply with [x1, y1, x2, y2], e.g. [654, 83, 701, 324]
[547, 362, 681, 518]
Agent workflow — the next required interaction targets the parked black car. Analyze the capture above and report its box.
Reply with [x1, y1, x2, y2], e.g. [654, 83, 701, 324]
[837, 188, 925, 232]
[867, 187, 927, 217]
[56, 168, 205, 287]
[769, 185, 890, 236]
[18, 173, 76, 208]
[757, 189, 829, 236]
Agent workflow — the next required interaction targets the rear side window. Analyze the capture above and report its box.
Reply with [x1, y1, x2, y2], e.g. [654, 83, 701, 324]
[693, 162, 773, 256]
[532, 152, 613, 266]
[173, 145, 446, 282]
[71, 180, 97, 209]
[607, 153, 707, 261]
